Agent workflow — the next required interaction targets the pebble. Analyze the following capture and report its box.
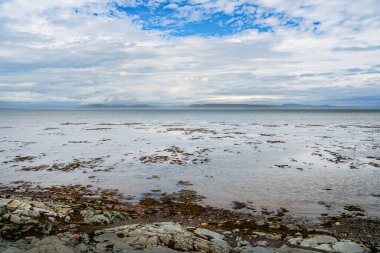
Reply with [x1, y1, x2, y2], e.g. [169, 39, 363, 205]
[256, 220, 266, 226]
[0, 204, 6, 215]
[253, 231, 267, 237]
[285, 224, 299, 230]
[257, 240, 268, 246]
[237, 240, 250, 247]
[71, 233, 81, 240]
[200, 222, 209, 228]
[265, 233, 282, 240]
[269, 224, 280, 229]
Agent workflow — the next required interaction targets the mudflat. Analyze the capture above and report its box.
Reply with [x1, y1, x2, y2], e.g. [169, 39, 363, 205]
[0, 109, 379, 252]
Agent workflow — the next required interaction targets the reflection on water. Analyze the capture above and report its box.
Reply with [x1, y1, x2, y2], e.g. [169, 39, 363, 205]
[0, 109, 379, 217]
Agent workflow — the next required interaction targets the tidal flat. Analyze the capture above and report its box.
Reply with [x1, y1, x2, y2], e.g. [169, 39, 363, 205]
[0, 109, 379, 252]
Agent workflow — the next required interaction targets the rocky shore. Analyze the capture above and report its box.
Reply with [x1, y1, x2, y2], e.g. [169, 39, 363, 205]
[1, 221, 375, 253]
[0, 183, 379, 253]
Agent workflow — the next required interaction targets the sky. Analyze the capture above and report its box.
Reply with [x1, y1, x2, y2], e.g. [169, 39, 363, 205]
[0, 0, 379, 107]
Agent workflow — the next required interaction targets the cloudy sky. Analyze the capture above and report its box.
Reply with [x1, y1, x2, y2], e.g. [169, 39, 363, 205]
[0, 0, 379, 107]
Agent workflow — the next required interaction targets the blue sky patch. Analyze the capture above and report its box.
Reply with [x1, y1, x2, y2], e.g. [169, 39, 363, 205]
[107, 0, 309, 36]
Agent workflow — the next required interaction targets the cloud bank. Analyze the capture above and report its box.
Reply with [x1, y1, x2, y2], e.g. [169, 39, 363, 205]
[0, 0, 379, 107]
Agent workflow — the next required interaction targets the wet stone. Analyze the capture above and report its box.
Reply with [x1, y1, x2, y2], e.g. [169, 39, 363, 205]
[94, 222, 230, 253]
[285, 235, 370, 253]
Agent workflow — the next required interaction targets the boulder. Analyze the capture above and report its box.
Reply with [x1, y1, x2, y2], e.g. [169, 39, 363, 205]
[95, 222, 230, 253]
[332, 240, 372, 253]
[283, 235, 370, 253]
[80, 209, 130, 225]
[0, 203, 6, 215]
[277, 245, 323, 253]
[10, 214, 36, 225]
[29, 236, 79, 253]
[6, 200, 23, 210]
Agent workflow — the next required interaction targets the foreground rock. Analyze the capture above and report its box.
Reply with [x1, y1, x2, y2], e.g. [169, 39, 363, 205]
[0, 197, 134, 240]
[0, 234, 181, 253]
[0, 222, 372, 253]
[0, 222, 229, 253]
[278, 235, 370, 253]
[94, 222, 230, 253]
[0, 184, 378, 252]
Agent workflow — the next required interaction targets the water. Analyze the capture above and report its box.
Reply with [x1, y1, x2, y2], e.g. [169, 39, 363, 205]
[0, 109, 379, 217]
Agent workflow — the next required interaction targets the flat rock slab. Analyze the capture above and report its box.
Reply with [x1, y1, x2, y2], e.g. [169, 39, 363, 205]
[236, 246, 276, 253]
[277, 245, 325, 253]
[283, 235, 370, 253]
[95, 222, 230, 253]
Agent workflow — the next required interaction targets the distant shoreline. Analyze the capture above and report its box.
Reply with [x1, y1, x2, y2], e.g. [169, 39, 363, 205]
[0, 102, 379, 110]
[1, 107, 380, 111]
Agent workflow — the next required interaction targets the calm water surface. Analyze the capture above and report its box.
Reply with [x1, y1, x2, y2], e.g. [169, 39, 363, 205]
[0, 109, 379, 217]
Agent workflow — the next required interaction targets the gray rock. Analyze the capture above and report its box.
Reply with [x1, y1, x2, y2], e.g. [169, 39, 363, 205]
[284, 235, 370, 253]
[3, 213, 11, 220]
[10, 214, 36, 225]
[332, 240, 371, 253]
[288, 235, 338, 249]
[29, 236, 80, 253]
[277, 245, 322, 253]
[285, 224, 299, 231]
[84, 213, 110, 224]
[80, 209, 130, 225]
[0, 204, 6, 215]
[251, 246, 276, 253]
[0, 238, 29, 253]
[256, 220, 266, 226]
[253, 232, 267, 237]
[257, 241, 268, 247]
[0, 198, 72, 220]
[237, 240, 250, 247]
[269, 224, 280, 229]
[75, 243, 89, 253]
[236, 244, 276, 253]
[95, 222, 230, 253]
[265, 234, 282, 240]
[0, 246, 26, 253]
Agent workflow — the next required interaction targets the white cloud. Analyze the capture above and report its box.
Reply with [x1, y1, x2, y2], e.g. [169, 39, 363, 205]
[201, 95, 284, 103]
[0, 91, 76, 103]
[0, 0, 379, 106]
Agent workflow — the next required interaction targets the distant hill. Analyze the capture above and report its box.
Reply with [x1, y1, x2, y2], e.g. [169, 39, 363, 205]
[82, 104, 154, 109]
[189, 103, 341, 109]
[1, 102, 378, 110]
